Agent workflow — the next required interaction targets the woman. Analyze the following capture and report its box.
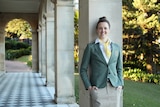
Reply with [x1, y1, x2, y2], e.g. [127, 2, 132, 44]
[80, 16, 124, 107]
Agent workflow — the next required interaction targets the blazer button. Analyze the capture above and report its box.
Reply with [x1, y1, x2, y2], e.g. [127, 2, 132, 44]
[108, 72, 110, 74]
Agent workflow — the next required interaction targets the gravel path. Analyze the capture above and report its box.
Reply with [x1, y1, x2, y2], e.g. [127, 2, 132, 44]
[5, 60, 31, 72]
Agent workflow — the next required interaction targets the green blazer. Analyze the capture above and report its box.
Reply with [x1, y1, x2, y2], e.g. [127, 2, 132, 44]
[80, 41, 124, 89]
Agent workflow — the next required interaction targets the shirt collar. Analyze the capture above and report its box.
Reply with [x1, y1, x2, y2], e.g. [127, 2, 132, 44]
[95, 38, 112, 44]
[95, 38, 100, 44]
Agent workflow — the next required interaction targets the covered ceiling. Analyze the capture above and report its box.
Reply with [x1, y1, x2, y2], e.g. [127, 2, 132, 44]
[0, 0, 41, 13]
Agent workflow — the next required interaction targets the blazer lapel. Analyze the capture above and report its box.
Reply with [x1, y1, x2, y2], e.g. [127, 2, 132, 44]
[108, 43, 117, 64]
[94, 43, 107, 64]
[108, 43, 113, 64]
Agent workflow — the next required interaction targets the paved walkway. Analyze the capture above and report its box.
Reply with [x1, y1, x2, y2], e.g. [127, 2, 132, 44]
[0, 61, 78, 107]
[5, 60, 31, 72]
[0, 72, 55, 107]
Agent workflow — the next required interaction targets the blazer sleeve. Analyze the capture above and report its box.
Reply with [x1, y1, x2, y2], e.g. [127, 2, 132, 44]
[116, 46, 124, 86]
[80, 44, 91, 89]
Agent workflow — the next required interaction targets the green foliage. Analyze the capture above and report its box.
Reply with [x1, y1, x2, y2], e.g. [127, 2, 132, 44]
[6, 47, 31, 60]
[124, 68, 160, 84]
[5, 40, 29, 50]
[5, 38, 31, 60]
[27, 55, 32, 68]
[5, 18, 32, 39]
[74, 10, 79, 44]
[123, 0, 160, 73]
[124, 61, 146, 71]
[74, 10, 79, 73]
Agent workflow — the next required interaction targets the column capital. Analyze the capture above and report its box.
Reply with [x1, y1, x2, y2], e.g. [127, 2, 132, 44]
[55, 0, 74, 7]
[31, 30, 37, 33]
[51, 0, 56, 3]
[43, 13, 54, 21]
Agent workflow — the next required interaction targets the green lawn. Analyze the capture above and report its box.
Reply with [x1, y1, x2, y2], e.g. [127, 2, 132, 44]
[15, 56, 160, 107]
[124, 80, 160, 107]
[75, 74, 160, 107]
[14, 55, 30, 62]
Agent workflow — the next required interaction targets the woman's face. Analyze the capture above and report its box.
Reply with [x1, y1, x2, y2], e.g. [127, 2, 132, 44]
[96, 22, 110, 40]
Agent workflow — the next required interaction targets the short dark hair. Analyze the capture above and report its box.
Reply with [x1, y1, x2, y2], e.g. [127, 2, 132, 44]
[96, 16, 110, 29]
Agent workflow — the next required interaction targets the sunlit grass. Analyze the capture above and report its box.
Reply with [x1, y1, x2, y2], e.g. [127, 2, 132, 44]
[14, 55, 31, 62]
[124, 80, 160, 107]
[75, 74, 160, 106]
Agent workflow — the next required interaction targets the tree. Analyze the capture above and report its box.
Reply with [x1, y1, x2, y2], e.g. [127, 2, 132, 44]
[5, 19, 32, 39]
[74, 10, 79, 45]
[74, 10, 79, 71]
[123, 0, 160, 73]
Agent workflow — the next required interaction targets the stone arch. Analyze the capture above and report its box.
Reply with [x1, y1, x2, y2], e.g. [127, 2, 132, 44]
[4, 18, 32, 63]
[0, 13, 39, 75]
[0, 13, 38, 32]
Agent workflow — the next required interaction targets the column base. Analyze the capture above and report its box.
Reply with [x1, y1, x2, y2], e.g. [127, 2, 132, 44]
[54, 96, 77, 104]
[53, 103, 79, 107]
[0, 71, 5, 77]
[46, 82, 55, 87]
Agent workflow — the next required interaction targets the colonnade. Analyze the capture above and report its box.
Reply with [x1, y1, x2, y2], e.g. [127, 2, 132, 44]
[38, 0, 77, 105]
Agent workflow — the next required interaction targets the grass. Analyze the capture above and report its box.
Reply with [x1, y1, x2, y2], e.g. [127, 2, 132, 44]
[75, 74, 160, 107]
[14, 56, 160, 106]
[124, 80, 160, 107]
[74, 73, 79, 103]
[14, 55, 30, 63]
[14, 55, 32, 67]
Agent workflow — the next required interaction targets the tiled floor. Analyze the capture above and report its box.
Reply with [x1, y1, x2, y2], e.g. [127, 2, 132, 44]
[0, 72, 56, 107]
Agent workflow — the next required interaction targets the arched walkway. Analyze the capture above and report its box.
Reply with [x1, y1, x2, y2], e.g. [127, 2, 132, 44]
[1, 61, 77, 106]
[1, 61, 54, 106]
[0, 72, 54, 107]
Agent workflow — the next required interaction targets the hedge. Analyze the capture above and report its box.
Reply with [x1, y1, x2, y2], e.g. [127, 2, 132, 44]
[124, 68, 160, 85]
[5, 47, 31, 60]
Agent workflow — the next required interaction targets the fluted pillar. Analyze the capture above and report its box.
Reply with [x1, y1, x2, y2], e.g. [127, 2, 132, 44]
[38, 25, 42, 74]
[0, 29, 5, 76]
[41, 22, 47, 78]
[54, 1, 78, 106]
[44, 13, 55, 86]
[32, 30, 38, 72]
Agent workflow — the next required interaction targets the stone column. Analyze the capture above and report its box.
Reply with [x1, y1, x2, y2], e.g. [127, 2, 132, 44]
[79, 0, 123, 107]
[32, 30, 38, 72]
[44, 13, 55, 86]
[41, 21, 47, 78]
[54, 0, 78, 106]
[38, 25, 42, 73]
[0, 30, 5, 76]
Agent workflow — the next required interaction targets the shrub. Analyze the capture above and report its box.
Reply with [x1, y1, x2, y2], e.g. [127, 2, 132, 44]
[5, 40, 30, 50]
[5, 47, 31, 60]
[123, 68, 160, 84]
[27, 55, 32, 67]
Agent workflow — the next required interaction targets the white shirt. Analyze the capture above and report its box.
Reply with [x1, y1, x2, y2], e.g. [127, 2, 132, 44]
[95, 38, 112, 63]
